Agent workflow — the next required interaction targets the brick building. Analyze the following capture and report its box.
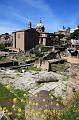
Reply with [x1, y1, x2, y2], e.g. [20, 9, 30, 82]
[12, 20, 53, 51]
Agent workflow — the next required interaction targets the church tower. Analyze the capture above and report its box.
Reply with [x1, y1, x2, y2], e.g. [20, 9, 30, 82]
[28, 21, 32, 29]
[36, 19, 45, 33]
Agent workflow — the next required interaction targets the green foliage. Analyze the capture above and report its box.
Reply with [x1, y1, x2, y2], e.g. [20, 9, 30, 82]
[26, 66, 41, 72]
[16, 66, 41, 73]
[60, 93, 79, 120]
[36, 45, 53, 52]
[0, 56, 6, 61]
[0, 83, 28, 120]
[13, 89, 28, 99]
[1, 117, 6, 120]
[0, 83, 79, 120]
[51, 63, 68, 72]
[41, 46, 53, 52]
[35, 51, 43, 57]
[44, 93, 79, 120]
[70, 29, 79, 39]
[0, 83, 15, 98]
[25, 91, 64, 120]
[0, 43, 5, 50]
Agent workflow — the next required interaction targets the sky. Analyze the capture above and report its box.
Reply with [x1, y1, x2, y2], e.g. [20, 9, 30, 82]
[0, 0, 79, 34]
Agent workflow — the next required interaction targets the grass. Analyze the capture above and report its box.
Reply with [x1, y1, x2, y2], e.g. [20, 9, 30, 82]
[25, 90, 64, 120]
[0, 84, 15, 98]
[0, 84, 79, 120]
[13, 89, 28, 99]
[0, 83, 79, 120]
[63, 76, 69, 81]
[17, 66, 41, 73]
[46, 92, 79, 120]
[41, 46, 53, 52]
[12, 53, 36, 64]
[51, 62, 69, 72]
[25, 90, 79, 120]
[26, 66, 41, 72]
[0, 56, 6, 62]
[0, 83, 28, 120]
[60, 93, 79, 120]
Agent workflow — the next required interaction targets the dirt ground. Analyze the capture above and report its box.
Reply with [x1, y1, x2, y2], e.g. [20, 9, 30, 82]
[62, 56, 79, 105]
[62, 56, 79, 64]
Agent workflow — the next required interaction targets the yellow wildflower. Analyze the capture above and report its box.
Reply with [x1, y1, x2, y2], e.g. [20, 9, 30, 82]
[18, 108, 22, 113]
[13, 98, 17, 103]
[42, 114, 46, 119]
[8, 112, 12, 116]
[0, 106, 2, 111]
[23, 94, 27, 97]
[36, 102, 38, 106]
[5, 109, 9, 113]
[3, 107, 6, 111]
[12, 105, 16, 109]
[44, 109, 49, 113]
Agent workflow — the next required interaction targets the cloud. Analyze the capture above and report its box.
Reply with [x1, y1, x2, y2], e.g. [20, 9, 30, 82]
[67, 13, 79, 27]
[0, 20, 21, 34]
[0, 0, 63, 33]
[0, 4, 27, 23]
[25, 0, 79, 31]
[23, 0, 62, 31]
[24, 0, 53, 14]
[0, 0, 79, 34]
[12, 13, 28, 23]
[23, 0, 55, 20]
[0, 3, 28, 34]
[0, 26, 14, 34]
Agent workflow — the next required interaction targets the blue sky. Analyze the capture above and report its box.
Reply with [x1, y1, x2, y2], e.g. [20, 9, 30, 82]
[0, 0, 79, 34]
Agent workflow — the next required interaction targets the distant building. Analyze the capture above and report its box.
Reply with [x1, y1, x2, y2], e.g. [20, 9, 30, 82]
[54, 26, 71, 46]
[55, 26, 70, 37]
[12, 20, 54, 51]
[0, 33, 12, 47]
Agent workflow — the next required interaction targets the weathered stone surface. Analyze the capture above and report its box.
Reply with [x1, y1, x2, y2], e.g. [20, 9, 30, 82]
[0, 70, 67, 97]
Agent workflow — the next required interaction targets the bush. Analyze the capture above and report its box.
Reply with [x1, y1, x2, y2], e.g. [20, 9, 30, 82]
[60, 93, 79, 120]
[0, 56, 6, 61]
[0, 43, 5, 51]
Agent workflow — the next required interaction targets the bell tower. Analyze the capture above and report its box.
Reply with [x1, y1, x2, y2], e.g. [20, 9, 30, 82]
[28, 21, 32, 29]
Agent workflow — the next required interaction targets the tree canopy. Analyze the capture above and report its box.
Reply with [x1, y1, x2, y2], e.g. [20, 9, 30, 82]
[70, 29, 79, 39]
[0, 43, 5, 50]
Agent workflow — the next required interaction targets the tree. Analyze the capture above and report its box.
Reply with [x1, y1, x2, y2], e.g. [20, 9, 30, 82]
[0, 43, 5, 50]
[70, 29, 79, 39]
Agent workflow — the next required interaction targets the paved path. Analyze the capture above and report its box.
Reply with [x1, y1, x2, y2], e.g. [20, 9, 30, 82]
[62, 56, 79, 64]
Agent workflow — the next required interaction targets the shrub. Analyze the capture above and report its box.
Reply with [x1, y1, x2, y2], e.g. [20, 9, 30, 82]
[0, 43, 5, 51]
[60, 93, 79, 120]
